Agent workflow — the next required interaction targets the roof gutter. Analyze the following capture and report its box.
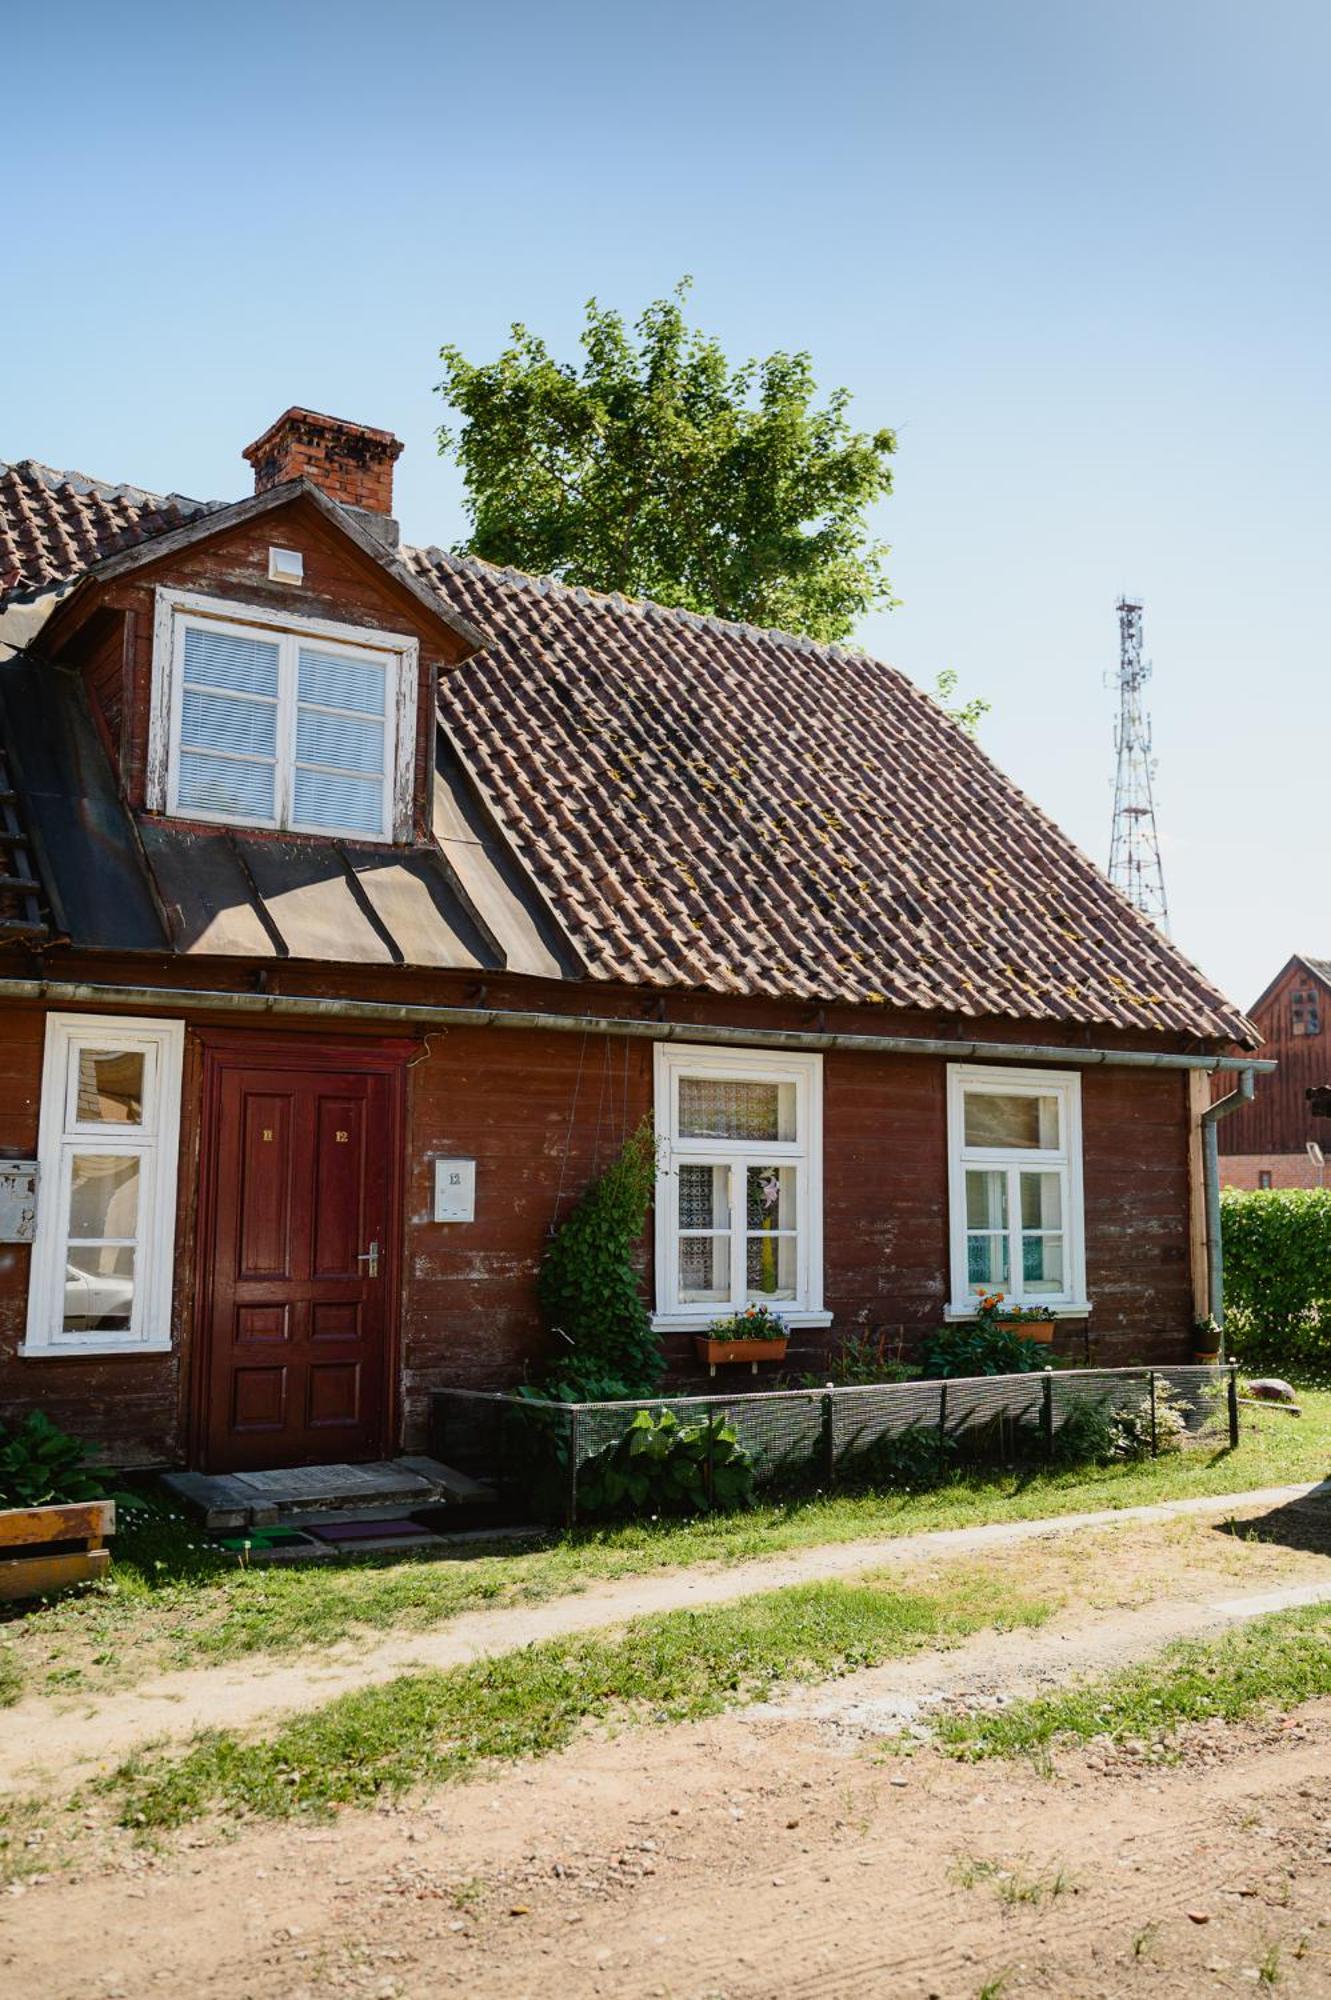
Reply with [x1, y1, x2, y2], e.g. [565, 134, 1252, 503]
[1199, 1066, 1258, 1351]
[0, 974, 1272, 1075]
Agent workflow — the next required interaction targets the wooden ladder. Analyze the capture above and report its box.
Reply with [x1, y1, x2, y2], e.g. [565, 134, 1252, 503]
[0, 743, 46, 940]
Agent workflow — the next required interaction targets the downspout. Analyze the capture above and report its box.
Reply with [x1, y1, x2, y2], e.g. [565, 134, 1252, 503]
[1199, 1066, 1256, 1355]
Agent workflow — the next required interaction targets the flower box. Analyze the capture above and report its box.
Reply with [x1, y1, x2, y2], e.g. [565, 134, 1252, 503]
[1016, 1320, 1056, 1344]
[0, 1498, 115, 1602]
[694, 1334, 790, 1372]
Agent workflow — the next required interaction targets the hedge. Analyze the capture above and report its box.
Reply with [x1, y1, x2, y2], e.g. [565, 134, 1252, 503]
[1221, 1188, 1331, 1369]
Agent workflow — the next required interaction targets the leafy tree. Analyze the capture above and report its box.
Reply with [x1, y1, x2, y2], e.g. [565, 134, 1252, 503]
[932, 666, 990, 736]
[437, 282, 897, 645]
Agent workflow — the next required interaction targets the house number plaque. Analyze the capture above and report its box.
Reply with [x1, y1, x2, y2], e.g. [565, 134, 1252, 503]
[433, 1158, 476, 1222]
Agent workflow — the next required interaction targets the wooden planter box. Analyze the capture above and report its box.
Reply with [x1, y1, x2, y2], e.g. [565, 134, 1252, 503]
[694, 1335, 789, 1375]
[1016, 1320, 1055, 1344]
[0, 1499, 115, 1603]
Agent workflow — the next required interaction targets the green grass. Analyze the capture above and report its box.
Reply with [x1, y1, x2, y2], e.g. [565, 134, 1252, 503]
[0, 1644, 21, 1708]
[9, 1384, 1330, 1694]
[934, 1599, 1331, 1765]
[102, 1565, 1049, 1830]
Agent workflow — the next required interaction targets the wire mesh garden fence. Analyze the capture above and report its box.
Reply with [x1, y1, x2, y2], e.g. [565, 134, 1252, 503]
[432, 1363, 1239, 1526]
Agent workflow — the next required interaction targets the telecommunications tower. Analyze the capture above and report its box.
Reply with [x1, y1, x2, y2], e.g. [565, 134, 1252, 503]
[1107, 598, 1169, 933]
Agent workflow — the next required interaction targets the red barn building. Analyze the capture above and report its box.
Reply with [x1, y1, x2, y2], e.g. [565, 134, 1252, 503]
[1218, 955, 1331, 1190]
[0, 408, 1262, 1474]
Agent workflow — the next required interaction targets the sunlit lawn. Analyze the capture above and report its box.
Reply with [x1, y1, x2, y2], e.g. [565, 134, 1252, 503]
[3, 1382, 1328, 1707]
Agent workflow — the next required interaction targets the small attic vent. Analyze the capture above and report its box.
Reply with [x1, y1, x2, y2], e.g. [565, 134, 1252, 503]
[268, 547, 304, 585]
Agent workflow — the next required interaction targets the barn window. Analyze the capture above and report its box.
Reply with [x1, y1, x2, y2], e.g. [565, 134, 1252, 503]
[147, 587, 419, 842]
[23, 1015, 184, 1357]
[946, 1065, 1088, 1317]
[652, 1046, 829, 1330]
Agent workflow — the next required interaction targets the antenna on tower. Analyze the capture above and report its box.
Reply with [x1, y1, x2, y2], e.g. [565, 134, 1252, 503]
[1107, 598, 1169, 932]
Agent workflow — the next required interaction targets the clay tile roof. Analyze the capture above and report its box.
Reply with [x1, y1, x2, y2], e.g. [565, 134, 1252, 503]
[0, 459, 221, 603]
[0, 456, 1254, 1042]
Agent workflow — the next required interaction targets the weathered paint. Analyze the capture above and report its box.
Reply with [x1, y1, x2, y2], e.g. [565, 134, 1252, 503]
[0, 993, 1201, 1467]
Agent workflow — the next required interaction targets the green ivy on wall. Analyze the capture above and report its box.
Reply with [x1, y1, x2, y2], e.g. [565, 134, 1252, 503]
[537, 1117, 661, 1397]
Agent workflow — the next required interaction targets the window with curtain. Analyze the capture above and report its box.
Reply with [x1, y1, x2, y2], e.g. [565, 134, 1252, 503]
[946, 1065, 1087, 1314]
[653, 1046, 827, 1327]
[162, 600, 410, 841]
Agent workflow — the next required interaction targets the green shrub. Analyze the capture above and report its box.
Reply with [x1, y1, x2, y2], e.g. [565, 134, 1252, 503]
[577, 1408, 755, 1518]
[0, 1411, 120, 1509]
[918, 1323, 1050, 1380]
[837, 1421, 954, 1489]
[537, 1118, 661, 1395]
[800, 1328, 915, 1388]
[1221, 1188, 1331, 1368]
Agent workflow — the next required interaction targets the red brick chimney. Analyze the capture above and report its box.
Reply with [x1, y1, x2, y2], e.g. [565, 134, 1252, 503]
[242, 407, 404, 518]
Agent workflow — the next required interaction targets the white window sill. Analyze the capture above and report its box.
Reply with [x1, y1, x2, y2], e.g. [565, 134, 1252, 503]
[943, 1302, 1092, 1323]
[652, 1310, 834, 1334]
[18, 1340, 174, 1360]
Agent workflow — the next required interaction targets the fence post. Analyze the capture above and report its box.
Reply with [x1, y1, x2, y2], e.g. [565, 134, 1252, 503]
[705, 1405, 717, 1511]
[1148, 1371, 1158, 1458]
[938, 1380, 949, 1477]
[821, 1390, 836, 1486]
[1042, 1369, 1054, 1463]
[567, 1405, 579, 1529]
[1228, 1361, 1240, 1450]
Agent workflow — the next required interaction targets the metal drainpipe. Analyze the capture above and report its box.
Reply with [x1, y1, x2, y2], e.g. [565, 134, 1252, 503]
[1199, 1067, 1256, 1356]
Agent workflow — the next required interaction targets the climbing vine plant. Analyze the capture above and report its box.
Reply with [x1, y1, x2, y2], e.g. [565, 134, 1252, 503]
[537, 1116, 661, 1396]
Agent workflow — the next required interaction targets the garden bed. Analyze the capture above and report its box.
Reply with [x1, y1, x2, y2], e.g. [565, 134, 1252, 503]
[0, 1498, 116, 1602]
[433, 1363, 1239, 1525]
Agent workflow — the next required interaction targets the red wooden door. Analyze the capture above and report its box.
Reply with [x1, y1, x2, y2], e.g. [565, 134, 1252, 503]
[200, 1059, 397, 1471]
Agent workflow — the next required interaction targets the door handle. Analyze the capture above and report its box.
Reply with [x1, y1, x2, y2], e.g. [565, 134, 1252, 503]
[357, 1240, 380, 1278]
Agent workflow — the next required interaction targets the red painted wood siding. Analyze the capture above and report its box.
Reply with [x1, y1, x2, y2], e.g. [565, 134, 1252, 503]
[0, 1000, 1200, 1466]
[1218, 962, 1331, 1158]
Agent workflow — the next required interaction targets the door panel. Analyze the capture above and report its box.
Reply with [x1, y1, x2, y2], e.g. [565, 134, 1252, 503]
[201, 1057, 396, 1471]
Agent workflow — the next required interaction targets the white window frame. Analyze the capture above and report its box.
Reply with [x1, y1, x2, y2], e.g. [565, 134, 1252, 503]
[147, 585, 420, 843]
[946, 1063, 1089, 1319]
[22, 1015, 184, 1358]
[652, 1043, 830, 1332]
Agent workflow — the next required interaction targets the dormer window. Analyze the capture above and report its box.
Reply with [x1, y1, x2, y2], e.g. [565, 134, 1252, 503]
[147, 587, 419, 842]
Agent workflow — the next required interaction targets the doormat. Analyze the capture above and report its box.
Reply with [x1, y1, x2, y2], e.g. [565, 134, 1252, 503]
[304, 1518, 430, 1545]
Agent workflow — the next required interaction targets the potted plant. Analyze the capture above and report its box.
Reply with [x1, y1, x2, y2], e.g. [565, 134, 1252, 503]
[972, 1290, 1056, 1344]
[1192, 1316, 1222, 1365]
[694, 1303, 790, 1374]
[0, 1412, 121, 1603]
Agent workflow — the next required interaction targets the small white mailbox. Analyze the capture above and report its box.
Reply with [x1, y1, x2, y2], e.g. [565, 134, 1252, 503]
[0, 1161, 38, 1243]
[433, 1158, 476, 1223]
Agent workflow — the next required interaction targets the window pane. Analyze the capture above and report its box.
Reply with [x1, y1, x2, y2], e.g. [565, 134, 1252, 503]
[295, 707, 384, 777]
[298, 649, 387, 716]
[181, 687, 277, 760]
[1019, 1172, 1063, 1230]
[746, 1233, 797, 1299]
[64, 1245, 135, 1333]
[1022, 1236, 1065, 1294]
[75, 1050, 143, 1125]
[964, 1090, 1060, 1150]
[178, 749, 277, 821]
[291, 766, 383, 834]
[678, 1076, 796, 1142]
[69, 1155, 140, 1241]
[746, 1164, 795, 1231]
[967, 1233, 1010, 1290]
[679, 1235, 730, 1302]
[678, 1163, 729, 1230]
[183, 625, 279, 699]
[964, 1169, 1007, 1230]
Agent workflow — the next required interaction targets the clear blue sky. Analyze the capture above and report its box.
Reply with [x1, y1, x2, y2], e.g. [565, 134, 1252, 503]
[5, 0, 1327, 1013]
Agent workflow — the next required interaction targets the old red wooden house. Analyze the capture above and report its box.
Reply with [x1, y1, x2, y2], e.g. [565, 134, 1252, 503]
[1218, 954, 1331, 1189]
[0, 408, 1261, 1474]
